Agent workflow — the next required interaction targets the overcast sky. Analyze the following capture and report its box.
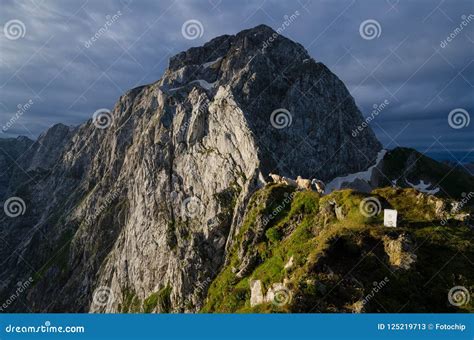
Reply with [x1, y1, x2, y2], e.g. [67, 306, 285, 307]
[0, 0, 473, 162]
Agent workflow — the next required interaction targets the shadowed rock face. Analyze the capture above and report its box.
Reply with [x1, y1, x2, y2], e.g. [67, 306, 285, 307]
[0, 136, 34, 199]
[0, 25, 381, 313]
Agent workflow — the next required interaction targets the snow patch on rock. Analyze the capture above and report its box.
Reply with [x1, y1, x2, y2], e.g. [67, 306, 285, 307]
[406, 179, 440, 195]
[191, 79, 217, 90]
[326, 149, 387, 193]
[202, 57, 222, 68]
[169, 79, 217, 92]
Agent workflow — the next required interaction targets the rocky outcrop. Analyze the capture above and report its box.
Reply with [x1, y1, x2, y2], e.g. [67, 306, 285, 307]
[382, 234, 417, 270]
[249, 279, 292, 307]
[0, 24, 382, 313]
[24, 123, 76, 171]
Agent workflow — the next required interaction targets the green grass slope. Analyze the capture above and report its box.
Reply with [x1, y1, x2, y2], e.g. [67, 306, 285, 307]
[202, 184, 473, 313]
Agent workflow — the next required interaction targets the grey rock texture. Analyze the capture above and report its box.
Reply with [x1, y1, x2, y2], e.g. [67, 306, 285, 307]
[0, 25, 381, 313]
[382, 234, 417, 270]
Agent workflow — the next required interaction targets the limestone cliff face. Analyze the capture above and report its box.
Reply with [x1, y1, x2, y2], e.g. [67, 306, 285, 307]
[0, 25, 381, 312]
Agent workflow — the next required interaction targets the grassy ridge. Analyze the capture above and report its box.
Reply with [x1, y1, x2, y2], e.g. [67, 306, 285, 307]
[202, 184, 473, 313]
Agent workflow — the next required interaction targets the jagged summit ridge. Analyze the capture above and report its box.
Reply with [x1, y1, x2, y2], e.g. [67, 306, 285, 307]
[168, 24, 310, 72]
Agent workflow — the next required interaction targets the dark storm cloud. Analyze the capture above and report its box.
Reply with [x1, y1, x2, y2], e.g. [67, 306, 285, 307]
[0, 0, 472, 161]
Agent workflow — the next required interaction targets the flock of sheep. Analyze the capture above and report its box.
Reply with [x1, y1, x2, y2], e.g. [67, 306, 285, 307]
[268, 173, 326, 194]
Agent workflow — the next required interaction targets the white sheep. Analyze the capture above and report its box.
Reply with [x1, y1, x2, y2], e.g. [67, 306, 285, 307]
[296, 176, 312, 191]
[269, 173, 283, 184]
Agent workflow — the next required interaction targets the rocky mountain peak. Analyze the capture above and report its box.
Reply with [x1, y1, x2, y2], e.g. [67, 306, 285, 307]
[16, 135, 34, 144]
[37, 123, 74, 141]
[0, 26, 385, 313]
[159, 25, 381, 181]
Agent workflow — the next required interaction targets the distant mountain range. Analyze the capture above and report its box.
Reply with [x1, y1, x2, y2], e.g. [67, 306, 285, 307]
[442, 160, 474, 176]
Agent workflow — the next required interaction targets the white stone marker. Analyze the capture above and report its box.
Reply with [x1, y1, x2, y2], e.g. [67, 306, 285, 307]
[384, 209, 397, 227]
[250, 280, 264, 307]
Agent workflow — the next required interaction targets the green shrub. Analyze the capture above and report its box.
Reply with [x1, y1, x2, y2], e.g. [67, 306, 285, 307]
[143, 292, 159, 313]
[265, 227, 282, 243]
